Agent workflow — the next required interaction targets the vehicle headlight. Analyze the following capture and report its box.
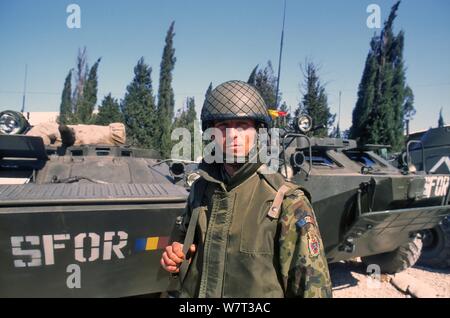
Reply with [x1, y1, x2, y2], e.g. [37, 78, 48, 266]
[0, 111, 30, 135]
[297, 114, 312, 133]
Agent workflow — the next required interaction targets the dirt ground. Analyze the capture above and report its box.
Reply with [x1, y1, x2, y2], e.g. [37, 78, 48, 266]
[330, 259, 450, 298]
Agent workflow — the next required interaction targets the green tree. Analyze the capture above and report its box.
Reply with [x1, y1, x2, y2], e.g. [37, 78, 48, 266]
[173, 110, 186, 129]
[438, 108, 445, 127]
[157, 21, 177, 158]
[330, 125, 341, 138]
[72, 47, 88, 115]
[186, 98, 201, 159]
[59, 69, 73, 124]
[76, 58, 101, 123]
[349, 40, 378, 142]
[403, 85, 415, 129]
[205, 82, 213, 98]
[173, 97, 201, 161]
[341, 129, 350, 139]
[61, 47, 101, 124]
[247, 65, 258, 86]
[121, 57, 157, 149]
[248, 61, 280, 110]
[349, 1, 414, 151]
[58, 47, 88, 125]
[96, 94, 123, 125]
[185, 97, 198, 125]
[296, 61, 335, 137]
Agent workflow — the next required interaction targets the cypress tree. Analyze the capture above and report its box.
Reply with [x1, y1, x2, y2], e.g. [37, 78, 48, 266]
[121, 57, 157, 149]
[331, 124, 341, 138]
[350, 1, 415, 151]
[185, 97, 197, 125]
[187, 97, 201, 161]
[173, 97, 200, 161]
[438, 108, 445, 127]
[77, 58, 101, 123]
[205, 82, 213, 98]
[157, 21, 177, 158]
[249, 61, 280, 110]
[96, 94, 123, 125]
[59, 69, 73, 124]
[173, 109, 186, 129]
[177, 97, 200, 161]
[296, 61, 335, 137]
[403, 85, 415, 132]
[247, 65, 258, 85]
[349, 39, 378, 142]
[72, 47, 88, 116]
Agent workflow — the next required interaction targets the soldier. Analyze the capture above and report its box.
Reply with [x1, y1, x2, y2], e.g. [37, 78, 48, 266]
[161, 80, 332, 298]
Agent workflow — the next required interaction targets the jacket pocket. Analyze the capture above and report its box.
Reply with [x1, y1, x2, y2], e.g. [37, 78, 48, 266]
[239, 200, 278, 255]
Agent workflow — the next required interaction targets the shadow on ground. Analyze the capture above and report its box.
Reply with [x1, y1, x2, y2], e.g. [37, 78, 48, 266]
[329, 261, 366, 290]
[413, 264, 450, 275]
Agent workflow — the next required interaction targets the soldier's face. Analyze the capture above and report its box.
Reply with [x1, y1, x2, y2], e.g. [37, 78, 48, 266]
[214, 119, 257, 159]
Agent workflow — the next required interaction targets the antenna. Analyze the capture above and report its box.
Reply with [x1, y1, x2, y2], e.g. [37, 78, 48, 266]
[275, 0, 287, 109]
[338, 90, 342, 130]
[21, 64, 28, 113]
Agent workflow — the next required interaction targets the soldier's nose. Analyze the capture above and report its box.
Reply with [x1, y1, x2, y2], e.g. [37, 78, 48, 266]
[226, 127, 239, 138]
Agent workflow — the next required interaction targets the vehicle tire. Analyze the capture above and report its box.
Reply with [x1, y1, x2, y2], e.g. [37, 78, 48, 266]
[361, 236, 423, 274]
[418, 218, 450, 268]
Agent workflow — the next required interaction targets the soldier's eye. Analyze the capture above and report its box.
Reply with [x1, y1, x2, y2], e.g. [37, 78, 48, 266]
[236, 123, 249, 129]
[215, 124, 227, 130]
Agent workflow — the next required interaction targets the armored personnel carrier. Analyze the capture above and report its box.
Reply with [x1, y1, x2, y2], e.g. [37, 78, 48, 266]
[405, 126, 450, 268]
[1, 109, 449, 297]
[0, 110, 197, 297]
[279, 115, 450, 274]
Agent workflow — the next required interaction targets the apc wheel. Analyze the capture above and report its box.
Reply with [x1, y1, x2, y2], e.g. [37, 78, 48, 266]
[418, 218, 450, 268]
[361, 236, 423, 274]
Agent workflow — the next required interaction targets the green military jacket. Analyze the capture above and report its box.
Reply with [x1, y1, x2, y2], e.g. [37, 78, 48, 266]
[176, 160, 332, 298]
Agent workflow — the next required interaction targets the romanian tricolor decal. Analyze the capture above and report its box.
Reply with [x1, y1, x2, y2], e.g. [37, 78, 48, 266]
[135, 236, 169, 252]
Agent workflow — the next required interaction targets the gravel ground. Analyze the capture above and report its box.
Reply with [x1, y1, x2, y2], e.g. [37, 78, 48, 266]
[330, 259, 450, 298]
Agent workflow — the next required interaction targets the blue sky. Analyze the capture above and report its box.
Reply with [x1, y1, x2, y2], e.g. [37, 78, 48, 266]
[0, 0, 449, 132]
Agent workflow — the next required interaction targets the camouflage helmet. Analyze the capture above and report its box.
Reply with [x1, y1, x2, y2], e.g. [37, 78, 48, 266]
[201, 80, 271, 131]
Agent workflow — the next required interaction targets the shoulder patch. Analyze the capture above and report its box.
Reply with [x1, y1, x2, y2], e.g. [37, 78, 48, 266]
[307, 231, 321, 257]
[288, 193, 317, 231]
[295, 215, 315, 229]
[288, 189, 305, 198]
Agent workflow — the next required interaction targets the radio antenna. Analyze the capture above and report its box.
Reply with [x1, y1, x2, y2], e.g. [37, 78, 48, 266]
[21, 64, 28, 113]
[275, 0, 287, 109]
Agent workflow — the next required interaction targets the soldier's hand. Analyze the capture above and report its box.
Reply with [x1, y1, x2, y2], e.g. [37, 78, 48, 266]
[160, 242, 196, 273]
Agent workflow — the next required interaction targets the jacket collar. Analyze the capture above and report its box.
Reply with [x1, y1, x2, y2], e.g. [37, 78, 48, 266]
[198, 156, 263, 192]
